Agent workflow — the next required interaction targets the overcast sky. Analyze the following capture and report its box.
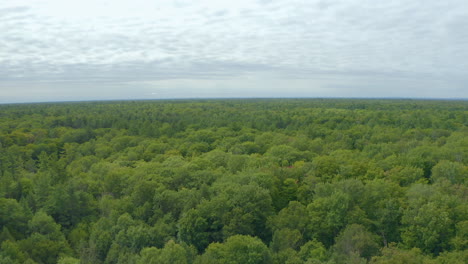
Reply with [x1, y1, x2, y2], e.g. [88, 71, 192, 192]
[0, 0, 467, 103]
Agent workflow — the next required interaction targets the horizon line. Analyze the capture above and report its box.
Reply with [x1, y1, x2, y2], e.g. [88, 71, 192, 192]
[1, 96, 468, 105]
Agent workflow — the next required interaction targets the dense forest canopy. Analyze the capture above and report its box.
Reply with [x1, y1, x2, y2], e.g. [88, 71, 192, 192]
[0, 99, 467, 264]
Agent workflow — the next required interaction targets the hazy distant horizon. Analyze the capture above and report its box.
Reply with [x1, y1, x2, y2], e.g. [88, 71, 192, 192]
[1, 0, 467, 103]
[2, 96, 467, 105]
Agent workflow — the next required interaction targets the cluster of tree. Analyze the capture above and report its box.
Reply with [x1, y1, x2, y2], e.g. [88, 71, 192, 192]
[0, 99, 467, 264]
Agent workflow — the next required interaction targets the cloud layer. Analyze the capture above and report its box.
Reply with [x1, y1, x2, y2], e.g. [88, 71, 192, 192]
[1, 0, 467, 102]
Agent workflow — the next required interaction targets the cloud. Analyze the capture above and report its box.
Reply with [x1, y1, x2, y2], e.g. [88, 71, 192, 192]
[0, 0, 467, 102]
[0, 6, 30, 17]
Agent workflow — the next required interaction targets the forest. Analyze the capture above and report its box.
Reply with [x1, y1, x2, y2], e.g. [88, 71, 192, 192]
[0, 98, 467, 264]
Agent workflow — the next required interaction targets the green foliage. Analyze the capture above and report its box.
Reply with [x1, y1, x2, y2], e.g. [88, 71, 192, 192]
[0, 240, 28, 264]
[179, 182, 273, 251]
[269, 201, 308, 237]
[0, 198, 31, 240]
[385, 166, 424, 186]
[265, 145, 305, 166]
[196, 235, 271, 264]
[270, 228, 302, 252]
[137, 240, 196, 264]
[28, 211, 64, 240]
[0, 99, 467, 262]
[431, 160, 467, 184]
[451, 221, 468, 250]
[332, 224, 380, 263]
[433, 249, 468, 264]
[308, 188, 368, 247]
[57, 256, 80, 264]
[17, 211, 72, 264]
[401, 183, 460, 255]
[297, 239, 327, 262]
[369, 245, 432, 264]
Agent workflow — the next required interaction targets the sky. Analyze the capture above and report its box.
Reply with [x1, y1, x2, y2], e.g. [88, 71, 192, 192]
[0, 0, 467, 103]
